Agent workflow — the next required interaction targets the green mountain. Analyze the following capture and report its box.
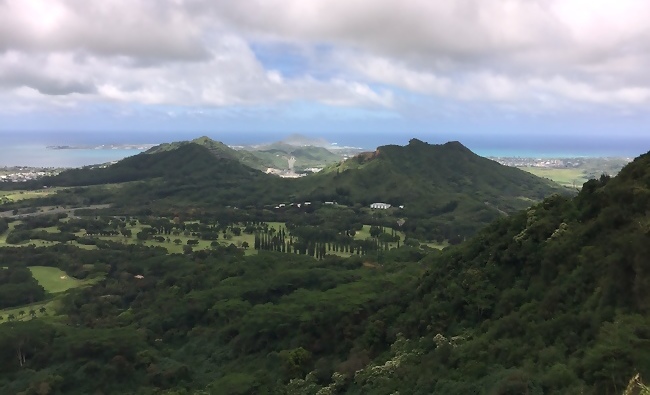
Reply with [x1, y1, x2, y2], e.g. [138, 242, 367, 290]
[295, 139, 567, 240]
[26, 143, 290, 209]
[146, 136, 270, 170]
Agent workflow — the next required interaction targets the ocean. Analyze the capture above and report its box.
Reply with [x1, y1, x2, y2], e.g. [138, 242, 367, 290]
[1, 131, 648, 167]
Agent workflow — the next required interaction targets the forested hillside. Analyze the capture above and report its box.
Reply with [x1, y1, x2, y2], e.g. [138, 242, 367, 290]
[291, 150, 650, 394]
[295, 139, 567, 239]
[0, 150, 646, 394]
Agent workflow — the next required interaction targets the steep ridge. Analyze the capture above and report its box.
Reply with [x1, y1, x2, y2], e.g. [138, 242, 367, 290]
[303, 151, 650, 394]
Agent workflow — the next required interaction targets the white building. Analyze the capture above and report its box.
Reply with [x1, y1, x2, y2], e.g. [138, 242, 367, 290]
[370, 203, 391, 209]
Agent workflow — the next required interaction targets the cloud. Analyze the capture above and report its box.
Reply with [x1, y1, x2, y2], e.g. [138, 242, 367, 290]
[0, 0, 208, 61]
[0, 34, 391, 110]
[0, 0, 649, 117]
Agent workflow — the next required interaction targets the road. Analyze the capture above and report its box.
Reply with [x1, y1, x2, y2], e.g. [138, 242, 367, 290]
[0, 204, 111, 219]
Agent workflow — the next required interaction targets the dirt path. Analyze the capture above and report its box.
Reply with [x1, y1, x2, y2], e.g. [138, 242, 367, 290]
[0, 204, 111, 218]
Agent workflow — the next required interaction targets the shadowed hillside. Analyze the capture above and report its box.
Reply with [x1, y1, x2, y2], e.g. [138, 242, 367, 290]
[296, 138, 568, 239]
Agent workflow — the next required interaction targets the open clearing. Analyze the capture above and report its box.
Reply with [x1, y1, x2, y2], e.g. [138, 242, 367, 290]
[0, 299, 60, 324]
[520, 167, 586, 188]
[0, 189, 59, 202]
[28, 266, 87, 293]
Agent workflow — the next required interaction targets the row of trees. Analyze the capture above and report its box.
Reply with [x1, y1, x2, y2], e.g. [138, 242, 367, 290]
[0, 306, 46, 321]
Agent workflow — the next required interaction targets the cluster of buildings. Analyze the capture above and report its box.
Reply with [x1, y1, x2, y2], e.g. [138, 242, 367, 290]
[0, 167, 61, 182]
[489, 157, 582, 168]
[264, 168, 306, 178]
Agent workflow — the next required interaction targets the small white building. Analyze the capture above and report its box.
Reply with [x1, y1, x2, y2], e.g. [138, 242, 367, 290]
[370, 203, 392, 209]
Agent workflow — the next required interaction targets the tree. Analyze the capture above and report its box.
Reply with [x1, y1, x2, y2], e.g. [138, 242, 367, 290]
[369, 226, 383, 238]
[29, 309, 36, 318]
[8, 314, 15, 321]
[241, 241, 249, 250]
[173, 239, 182, 245]
[39, 306, 46, 314]
[18, 310, 25, 317]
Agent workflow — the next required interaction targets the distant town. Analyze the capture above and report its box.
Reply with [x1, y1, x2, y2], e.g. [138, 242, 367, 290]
[488, 156, 631, 169]
[0, 167, 64, 182]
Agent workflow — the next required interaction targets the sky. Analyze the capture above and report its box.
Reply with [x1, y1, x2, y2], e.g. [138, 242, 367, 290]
[0, 0, 649, 151]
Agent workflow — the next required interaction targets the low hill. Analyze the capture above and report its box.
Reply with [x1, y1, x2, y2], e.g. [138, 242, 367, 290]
[295, 139, 567, 239]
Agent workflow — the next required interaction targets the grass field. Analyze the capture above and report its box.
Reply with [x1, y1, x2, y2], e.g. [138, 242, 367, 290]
[28, 266, 90, 293]
[0, 189, 59, 203]
[0, 265, 101, 325]
[0, 299, 61, 324]
[0, 221, 17, 245]
[84, 221, 258, 255]
[519, 167, 586, 188]
[2, 219, 444, 256]
[422, 241, 449, 250]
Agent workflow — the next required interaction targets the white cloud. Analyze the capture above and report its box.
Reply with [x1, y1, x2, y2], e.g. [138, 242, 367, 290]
[0, 0, 649, 116]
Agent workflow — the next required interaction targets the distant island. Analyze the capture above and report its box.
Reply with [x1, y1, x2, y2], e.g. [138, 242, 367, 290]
[46, 144, 157, 150]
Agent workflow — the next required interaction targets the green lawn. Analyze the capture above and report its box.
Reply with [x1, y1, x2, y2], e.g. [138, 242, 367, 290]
[0, 189, 59, 202]
[85, 221, 258, 255]
[422, 241, 449, 250]
[28, 266, 88, 293]
[0, 221, 17, 246]
[0, 299, 60, 324]
[0, 266, 101, 325]
[519, 167, 586, 188]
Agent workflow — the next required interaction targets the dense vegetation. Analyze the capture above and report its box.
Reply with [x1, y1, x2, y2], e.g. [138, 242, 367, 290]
[290, 151, 650, 394]
[294, 139, 567, 239]
[0, 266, 46, 309]
[0, 142, 646, 394]
[0, 243, 423, 394]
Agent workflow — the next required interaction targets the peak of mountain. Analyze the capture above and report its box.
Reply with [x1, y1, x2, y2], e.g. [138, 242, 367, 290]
[300, 139, 567, 239]
[281, 133, 330, 147]
[146, 136, 269, 170]
[36, 143, 261, 187]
